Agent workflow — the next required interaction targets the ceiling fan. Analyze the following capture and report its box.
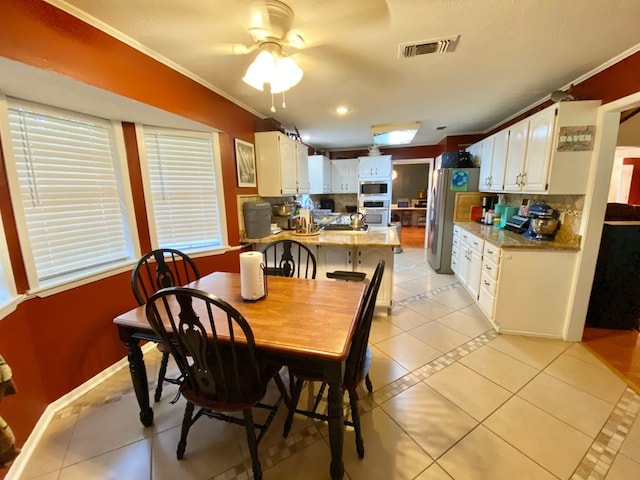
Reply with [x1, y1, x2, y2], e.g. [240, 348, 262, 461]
[215, 0, 389, 110]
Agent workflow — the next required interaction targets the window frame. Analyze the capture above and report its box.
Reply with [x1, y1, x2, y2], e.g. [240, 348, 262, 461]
[136, 124, 229, 255]
[0, 97, 141, 297]
[0, 209, 20, 320]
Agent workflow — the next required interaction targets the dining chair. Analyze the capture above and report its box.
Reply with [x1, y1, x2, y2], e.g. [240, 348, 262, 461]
[145, 287, 283, 480]
[131, 248, 201, 402]
[260, 239, 317, 279]
[282, 259, 385, 458]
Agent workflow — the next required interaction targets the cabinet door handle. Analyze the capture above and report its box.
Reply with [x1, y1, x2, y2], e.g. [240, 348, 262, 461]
[521, 172, 527, 186]
[483, 280, 490, 286]
[485, 265, 492, 271]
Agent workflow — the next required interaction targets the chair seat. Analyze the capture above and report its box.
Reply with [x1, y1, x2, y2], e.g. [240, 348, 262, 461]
[289, 345, 372, 389]
[326, 271, 366, 282]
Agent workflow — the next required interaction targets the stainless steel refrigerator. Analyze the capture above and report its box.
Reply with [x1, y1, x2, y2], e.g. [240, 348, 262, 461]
[427, 168, 480, 273]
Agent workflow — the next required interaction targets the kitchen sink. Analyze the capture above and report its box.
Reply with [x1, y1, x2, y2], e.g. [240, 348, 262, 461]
[321, 224, 369, 234]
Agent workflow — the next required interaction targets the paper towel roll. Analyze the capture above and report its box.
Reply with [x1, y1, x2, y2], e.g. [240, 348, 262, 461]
[240, 251, 266, 301]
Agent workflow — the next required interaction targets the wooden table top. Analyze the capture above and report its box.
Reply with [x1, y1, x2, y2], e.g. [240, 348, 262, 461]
[114, 272, 366, 362]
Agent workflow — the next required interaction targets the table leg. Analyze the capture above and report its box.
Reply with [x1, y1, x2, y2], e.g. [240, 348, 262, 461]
[123, 337, 154, 427]
[325, 365, 345, 480]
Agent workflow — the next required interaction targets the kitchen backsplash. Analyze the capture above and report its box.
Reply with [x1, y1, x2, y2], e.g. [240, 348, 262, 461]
[503, 194, 584, 244]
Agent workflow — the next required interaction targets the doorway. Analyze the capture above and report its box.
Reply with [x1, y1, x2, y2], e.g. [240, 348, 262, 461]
[391, 158, 433, 249]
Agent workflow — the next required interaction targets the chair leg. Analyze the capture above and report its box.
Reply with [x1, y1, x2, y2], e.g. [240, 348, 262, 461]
[365, 373, 373, 393]
[177, 402, 195, 459]
[283, 378, 304, 437]
[155, 351, 170, 402]
[243, 409, 262, 480]
[312, 382, 327, 413]
[349, 389, 365, 459]
[272, 371, 291, 409]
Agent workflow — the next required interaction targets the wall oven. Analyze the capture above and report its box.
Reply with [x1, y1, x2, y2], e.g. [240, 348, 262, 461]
[359, 199, 390, 226]
[359, 180, 390, 197]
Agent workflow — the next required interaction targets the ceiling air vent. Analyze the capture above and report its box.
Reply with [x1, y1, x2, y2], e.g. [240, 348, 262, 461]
[398, 35, 459, 59]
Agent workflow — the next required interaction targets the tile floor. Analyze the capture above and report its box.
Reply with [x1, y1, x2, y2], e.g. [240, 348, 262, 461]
[15, 248, 640, 480]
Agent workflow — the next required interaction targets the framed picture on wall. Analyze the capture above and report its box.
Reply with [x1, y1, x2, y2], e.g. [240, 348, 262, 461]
[234, 138, 257, 187]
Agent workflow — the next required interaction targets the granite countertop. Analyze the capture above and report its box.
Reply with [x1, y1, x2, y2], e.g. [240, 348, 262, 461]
[455, 222, 581, 251]
[242, 226, 401, 248]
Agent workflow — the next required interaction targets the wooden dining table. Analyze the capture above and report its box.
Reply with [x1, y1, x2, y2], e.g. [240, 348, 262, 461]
[113, 271, 366, 480]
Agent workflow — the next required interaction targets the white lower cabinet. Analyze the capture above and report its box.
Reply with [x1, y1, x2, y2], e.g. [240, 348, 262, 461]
[455, 229, 484, 299]
[454, 225, 577, 338]
[451, 226, 460, 274]
[316, 244, 393, 312]
[477, 243, 500, 318]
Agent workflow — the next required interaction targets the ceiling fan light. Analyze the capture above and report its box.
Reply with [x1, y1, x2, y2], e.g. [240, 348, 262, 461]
[270, 56, 303, 93]
[242, 50, 277, 91]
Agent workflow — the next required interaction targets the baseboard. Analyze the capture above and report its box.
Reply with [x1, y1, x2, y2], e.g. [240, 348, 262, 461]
[6, 343, 156, 479]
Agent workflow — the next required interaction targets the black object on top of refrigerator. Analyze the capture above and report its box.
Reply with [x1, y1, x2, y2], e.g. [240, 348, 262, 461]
[427, 167, 480, 273]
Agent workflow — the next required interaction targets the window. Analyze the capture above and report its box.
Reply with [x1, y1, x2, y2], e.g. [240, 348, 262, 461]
[0, 98, 138, 292]
[137, 126, 227, 253]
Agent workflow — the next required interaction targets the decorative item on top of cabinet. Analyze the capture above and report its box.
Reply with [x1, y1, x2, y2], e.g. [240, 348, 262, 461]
[358, 155, 392, 178]
[255, 131, 310, 196]
[502, 100, 600, 195]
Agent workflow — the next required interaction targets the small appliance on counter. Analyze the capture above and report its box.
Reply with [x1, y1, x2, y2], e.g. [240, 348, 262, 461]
[271, 203, 298, 230]
[504, 214, 530, 234]
[243, 201, 271, 238]
[522, 204, 560, 240]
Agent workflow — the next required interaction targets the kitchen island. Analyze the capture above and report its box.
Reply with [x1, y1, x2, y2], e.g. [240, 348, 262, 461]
[242, 226, 400, 314]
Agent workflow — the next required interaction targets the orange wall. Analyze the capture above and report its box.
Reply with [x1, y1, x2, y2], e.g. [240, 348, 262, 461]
[623, 158, 640, 204]
[0, 0, 259, 460]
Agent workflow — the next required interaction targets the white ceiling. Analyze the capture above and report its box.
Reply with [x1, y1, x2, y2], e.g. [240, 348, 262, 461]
[31, 0, 640, 150]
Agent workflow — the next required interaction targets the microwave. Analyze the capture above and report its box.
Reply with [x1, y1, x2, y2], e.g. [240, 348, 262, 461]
[359, 180, 390, 196]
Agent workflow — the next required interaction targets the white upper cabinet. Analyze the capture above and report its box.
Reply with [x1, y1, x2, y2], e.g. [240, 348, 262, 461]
[474, 100, 600, 195]
[503, 120, 530, 192]
[489, 129, 508, 192]
[358, 155, 392, 178]
[255, 131, 307, 196]
[503, 100, 600, 194]
[296, 142, 310, 194]
[472, 130, 508, 192]
[308, 154, 331, 194]
[331, 158, 358, 193]
[472, 138, 491, 190]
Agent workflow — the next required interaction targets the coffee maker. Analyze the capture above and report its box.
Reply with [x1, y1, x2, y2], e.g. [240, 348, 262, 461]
[481, 195, 499, 218]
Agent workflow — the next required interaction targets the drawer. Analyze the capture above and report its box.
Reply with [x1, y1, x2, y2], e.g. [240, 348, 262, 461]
[453, 225, 461, 237]
[451, 254, 458, 272]
[482, 258, 499, 281]
[480, 270, 497, 296]
[468, 232, 484, 253]
[483, 243, 501, 265]
[452, 244, 459, 258]
[478, 284, 496, 318]
[452, 235, 460, 249]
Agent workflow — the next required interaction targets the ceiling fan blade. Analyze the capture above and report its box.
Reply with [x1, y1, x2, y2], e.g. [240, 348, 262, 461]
[209, 42, 258, 56]
[292, 0, 389, 48]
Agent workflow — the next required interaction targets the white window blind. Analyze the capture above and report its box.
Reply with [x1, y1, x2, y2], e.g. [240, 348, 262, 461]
[142, 128, 223, 252]
[5, 101, 135, 287]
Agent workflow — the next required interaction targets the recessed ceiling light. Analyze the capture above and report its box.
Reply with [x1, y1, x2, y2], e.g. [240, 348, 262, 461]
[336, 106, 349, 115]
